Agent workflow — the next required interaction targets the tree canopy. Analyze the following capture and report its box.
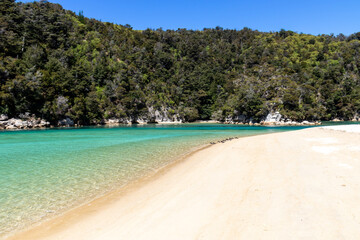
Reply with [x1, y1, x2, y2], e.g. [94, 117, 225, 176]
[1, 0, 360, 124]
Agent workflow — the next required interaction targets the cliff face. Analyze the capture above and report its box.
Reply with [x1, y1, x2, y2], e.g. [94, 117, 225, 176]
[265, 112, 282, 122]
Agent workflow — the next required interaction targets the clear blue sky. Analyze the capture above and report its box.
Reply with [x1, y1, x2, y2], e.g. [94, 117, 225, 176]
[18, 0, 360, 36]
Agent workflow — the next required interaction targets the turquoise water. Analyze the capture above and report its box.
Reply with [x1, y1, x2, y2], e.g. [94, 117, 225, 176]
[0, 124, 311, 236]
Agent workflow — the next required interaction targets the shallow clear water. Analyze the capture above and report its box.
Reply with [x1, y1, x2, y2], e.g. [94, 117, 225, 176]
[0, 124, 312, 236]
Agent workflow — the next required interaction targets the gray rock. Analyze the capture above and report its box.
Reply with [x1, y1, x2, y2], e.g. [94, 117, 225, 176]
[233, 114, 246, 123]
[147, 106, 182, 123]
[265, 111, 282, 123]
[19, 112, 31, 119]
[1, 115, 50, 130]
[136, 118, 148, 124]
[14, 119, 24, 127]
[58, 118, 74, 126]
[0, 114, 8, 121]
[39, 120, 50, 127]
[352, 113, 359, 121]
[104, 118, 121, 125]
[6, 125, 17, 130]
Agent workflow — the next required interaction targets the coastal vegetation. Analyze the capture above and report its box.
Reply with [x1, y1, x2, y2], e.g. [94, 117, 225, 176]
[1, 0, 360, 125]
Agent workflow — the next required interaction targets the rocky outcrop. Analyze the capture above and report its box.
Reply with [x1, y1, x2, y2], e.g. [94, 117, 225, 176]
[104, 118, 132, 125]
[103, 107, 183, 125]
[331, 118, 343, 122]
[351, 113, 359, 121]
[1, 108, 326, 130]
[0, 114, 8, 121]
[223, 111, 251, 124]
[262, 112, 320, 126]
[223, 111, 321, 126]
[223, 113, 247, 124]
[147, 106, 182, 123]
[265, 112, 282, 122]
[0, 114, 50, 130]
[331, 113, 360, 122]
[57, 118, 74, 127]
[262, 119, 320, 126]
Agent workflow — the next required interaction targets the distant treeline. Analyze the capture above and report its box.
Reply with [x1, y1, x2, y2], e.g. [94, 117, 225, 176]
[1, 0, 360, 124]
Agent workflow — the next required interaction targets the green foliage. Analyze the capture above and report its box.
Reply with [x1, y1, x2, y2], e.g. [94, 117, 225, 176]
[1, 1, 360, 124]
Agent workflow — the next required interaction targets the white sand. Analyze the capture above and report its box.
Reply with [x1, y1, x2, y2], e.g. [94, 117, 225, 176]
[9, 127, 360, 240]
[321, 124, 360, 133]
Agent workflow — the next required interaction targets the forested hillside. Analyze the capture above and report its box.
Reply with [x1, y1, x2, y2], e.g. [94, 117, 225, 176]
[1, 0, 360, 125]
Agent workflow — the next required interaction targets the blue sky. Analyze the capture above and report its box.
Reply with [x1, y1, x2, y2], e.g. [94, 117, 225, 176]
[18, 0, 360, 36]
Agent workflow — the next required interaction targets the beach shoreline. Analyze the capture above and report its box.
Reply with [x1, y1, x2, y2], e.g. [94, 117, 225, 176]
[3, 141, 215, 240]
[7, 126, 360, 240]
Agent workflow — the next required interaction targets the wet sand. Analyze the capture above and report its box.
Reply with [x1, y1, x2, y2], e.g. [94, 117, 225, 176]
[9, 126, 360, 240]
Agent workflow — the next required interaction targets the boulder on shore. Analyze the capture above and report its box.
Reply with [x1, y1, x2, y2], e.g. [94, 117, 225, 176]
[58, 118, 74, 127]
[260, 111, 320, 126]
[0, 114, 8, 121]
[6, 125, 17, 130]
[265, 112, 282, 123]
[0, 113, 50, 130]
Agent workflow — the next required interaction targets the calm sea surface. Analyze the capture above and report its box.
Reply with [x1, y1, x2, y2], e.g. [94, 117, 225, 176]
[0, 123, 352, 237]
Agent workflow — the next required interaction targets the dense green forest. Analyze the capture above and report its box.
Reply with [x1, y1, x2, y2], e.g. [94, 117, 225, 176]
[1, 0, 360, 125]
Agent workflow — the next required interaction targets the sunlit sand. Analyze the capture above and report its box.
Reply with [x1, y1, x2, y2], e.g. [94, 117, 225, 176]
[10, 125, 360, 240]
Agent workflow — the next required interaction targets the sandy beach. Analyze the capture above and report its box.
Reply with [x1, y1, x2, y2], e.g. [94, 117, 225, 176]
[9, 126, 360, 240]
